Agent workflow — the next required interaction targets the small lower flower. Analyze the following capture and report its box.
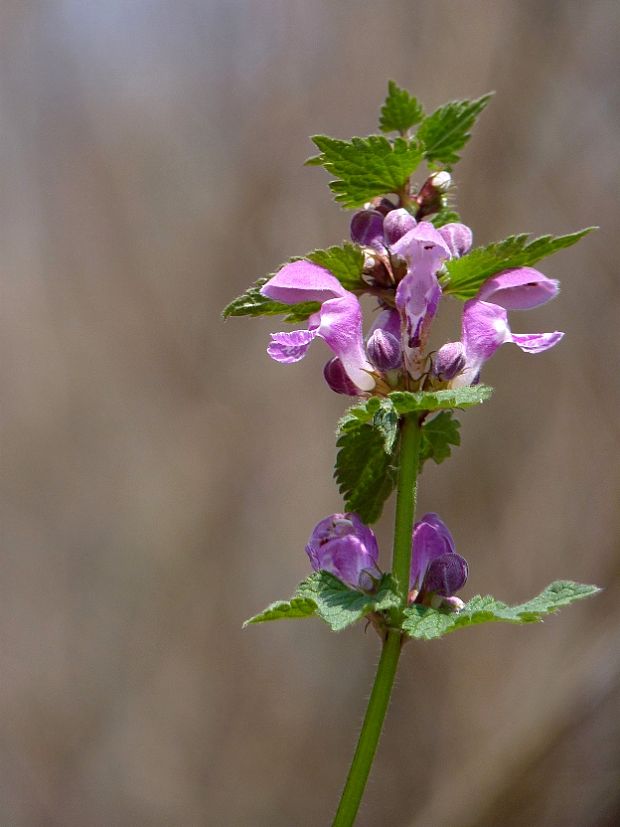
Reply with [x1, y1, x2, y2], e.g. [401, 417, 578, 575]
[306, 513, 381, 591]
[409, 513, 468, 611]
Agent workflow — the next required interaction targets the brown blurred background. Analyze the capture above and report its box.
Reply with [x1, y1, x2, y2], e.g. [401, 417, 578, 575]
[1, 1, 619, 825]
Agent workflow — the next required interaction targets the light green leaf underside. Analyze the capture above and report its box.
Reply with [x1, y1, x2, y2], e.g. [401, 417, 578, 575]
[244, 572, 400, 632]
[402, 581, 601, 640]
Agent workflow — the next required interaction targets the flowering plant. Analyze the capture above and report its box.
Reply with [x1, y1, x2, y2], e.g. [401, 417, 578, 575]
[223, 83, 599, 826]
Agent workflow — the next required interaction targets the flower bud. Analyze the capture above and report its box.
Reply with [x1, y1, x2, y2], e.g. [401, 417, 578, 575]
[423, 553, 469, 597]
[323, 358, 361, 396]
[366, 329, 401, 371]
[364, 196, 396, 216]
[305, 513, 381, 590]
[433, 341, 467, 381]
[350, 209, 385, 248]
[429, 170, 452, 192]
[438, 222, 473, 258]
[383, 208, 417, 245]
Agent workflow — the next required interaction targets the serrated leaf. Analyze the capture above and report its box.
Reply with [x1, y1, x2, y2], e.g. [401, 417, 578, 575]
[443, 227, 597, 300]
[389, 386, 493, 413]
[431, 208, 461, 228]
[418, 93, 493, 167]
[306, 243, 365, 291]
[307, 134, 424, 208]
[402, 580, 600, 640]
[243, 597, 317, 627]
[379, 81, 425, 135]
[297, 572, 400, 632]
[335, 400, 399, 523]
[221, 278, 320, 322]
[420, 411, 461, 468]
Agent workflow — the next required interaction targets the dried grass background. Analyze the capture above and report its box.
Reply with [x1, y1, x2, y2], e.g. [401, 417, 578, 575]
[1, 1, 619, 825]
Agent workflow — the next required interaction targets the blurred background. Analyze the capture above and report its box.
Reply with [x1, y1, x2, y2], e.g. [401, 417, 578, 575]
[1, 1, 619, 825]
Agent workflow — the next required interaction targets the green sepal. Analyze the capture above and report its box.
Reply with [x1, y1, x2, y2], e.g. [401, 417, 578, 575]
[420, 411, 461, 468]
[417, 93, 493, 168]
[402, 581, 600, 640]
[306, 134, 424, 208]
[335, 398, 399, 523]
[389, 385, 493, 413]
[244, 572, 400, 633]
[379, 81, 425, 135]
[443, 227, 597, 300]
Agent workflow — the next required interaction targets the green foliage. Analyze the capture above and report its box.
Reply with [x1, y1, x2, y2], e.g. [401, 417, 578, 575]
[431, 208, 461, 228]
[298, 572, 400, 631]
[306, 242, 365, 291]
[306, 134, 423, 208]
[420, 411, 461, 467]
[221, 278, 320, 322]
[402, 581, 600, 640]
[379, 81, 424, 135]
[444, 227, 597, 300]
[244, 572, 400, 632]
[243, 597, 317, 626]
[417, 94, 493, 167]
[335, 400, 399, 523]
[389, 386, 493, 413]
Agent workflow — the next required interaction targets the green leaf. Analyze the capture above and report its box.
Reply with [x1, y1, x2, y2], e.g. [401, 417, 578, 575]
[221, 278, 320, 322]
[307, 134, 424, 208]
[418, 93, 493, 167]
[335, 398, 399, 523]
[444, 227, 597, 300]
[297, 572, 400, 632]
[402, 581, 600, 640]
[431, 208, 461, 228]
[306, 242, 365, 291]
[420, 411, 461, 468]
[243, 597, 317, 627]
[244, 572, 400, 632]
[389, 386, 493, 413]
[379, 81, 425, 135]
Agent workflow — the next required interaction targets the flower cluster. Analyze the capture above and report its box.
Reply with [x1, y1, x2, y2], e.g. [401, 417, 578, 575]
[260, 175, 563, 396]
[306, 511, 468, 611]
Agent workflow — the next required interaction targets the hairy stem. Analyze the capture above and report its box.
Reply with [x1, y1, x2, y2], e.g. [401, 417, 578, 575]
[332, 414, 421, 827]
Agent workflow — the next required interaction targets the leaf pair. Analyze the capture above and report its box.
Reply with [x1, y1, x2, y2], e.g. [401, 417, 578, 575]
[245, 571, 600, 639]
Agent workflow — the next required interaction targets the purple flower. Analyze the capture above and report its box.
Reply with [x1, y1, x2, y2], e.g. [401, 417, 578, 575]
[350, 207, 417, 250]
[391, 222, 452, 375]
[410, 513, 468, 610]
[306, 513, 381, 591]
[261, 260, 375, 391]
[450, 267, 564, 386]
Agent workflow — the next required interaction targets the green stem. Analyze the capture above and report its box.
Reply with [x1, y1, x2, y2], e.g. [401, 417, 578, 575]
[332, 414, 421, 827]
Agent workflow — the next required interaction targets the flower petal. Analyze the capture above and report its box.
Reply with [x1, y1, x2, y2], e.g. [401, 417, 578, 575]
[477, 267, 560, 310]
[410, 513, 455, 590]
[391, 221, 451, 274]
[316, 294, 375, 391]
[510, 331, 564, 353]
[266, 329, 317, 363]
[461, 299, 511, 363]
[261, 260, 346, 304]
[438, 222, 473, 258]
